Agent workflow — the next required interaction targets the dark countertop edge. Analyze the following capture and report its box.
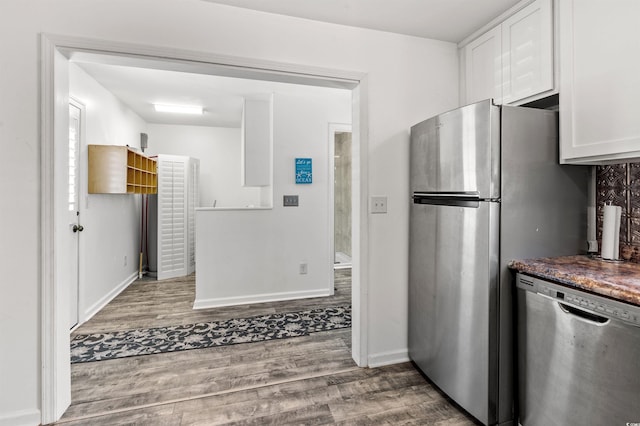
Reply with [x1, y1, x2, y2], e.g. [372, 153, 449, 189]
[508, 257, 640, 307]
[511, 268, 607, 298]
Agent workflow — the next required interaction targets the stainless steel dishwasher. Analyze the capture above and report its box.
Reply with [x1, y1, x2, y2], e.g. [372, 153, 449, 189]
[516, 273, 640, 426]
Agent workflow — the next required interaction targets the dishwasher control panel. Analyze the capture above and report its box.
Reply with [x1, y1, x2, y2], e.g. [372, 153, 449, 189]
[516, 274, 640, 326]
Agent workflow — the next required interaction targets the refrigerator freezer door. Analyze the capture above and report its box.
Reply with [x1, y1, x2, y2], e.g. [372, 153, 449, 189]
[409, 200, 500, 425]
[410, 100, 500, 199]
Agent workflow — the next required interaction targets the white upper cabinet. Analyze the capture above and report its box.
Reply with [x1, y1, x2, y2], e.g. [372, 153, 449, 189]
[241, 96, 273, 187]
[501, 0, 553, 104]
[559, 0, 640, 164]
[465, 26, 503, 104]
[461, 0, 554, 106]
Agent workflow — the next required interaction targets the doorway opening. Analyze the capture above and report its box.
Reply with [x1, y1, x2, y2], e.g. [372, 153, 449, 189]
[41, 34, 370, 423]
[331, 125, 352, 269]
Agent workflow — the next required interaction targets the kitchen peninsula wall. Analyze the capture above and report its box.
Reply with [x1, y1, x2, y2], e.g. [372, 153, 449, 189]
[596, 163, 640, 262]
[194, 87, 352, 309]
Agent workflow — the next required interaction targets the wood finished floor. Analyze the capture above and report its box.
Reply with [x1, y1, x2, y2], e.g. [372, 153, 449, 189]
[58, 269, 478, 425]
[72, 271, 352, 335]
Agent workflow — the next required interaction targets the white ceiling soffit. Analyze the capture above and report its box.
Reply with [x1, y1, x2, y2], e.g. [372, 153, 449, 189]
[203, 0, 523, 43]
[66, 50, 360, 90]
[73, 58, 352, 128]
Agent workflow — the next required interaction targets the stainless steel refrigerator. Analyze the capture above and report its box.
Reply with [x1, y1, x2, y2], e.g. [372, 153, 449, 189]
[408, 100, 588, 426]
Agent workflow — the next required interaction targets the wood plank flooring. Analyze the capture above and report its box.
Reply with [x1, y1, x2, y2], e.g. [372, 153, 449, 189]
[58, 270, 478, 425]
[73, 271, 352, 335]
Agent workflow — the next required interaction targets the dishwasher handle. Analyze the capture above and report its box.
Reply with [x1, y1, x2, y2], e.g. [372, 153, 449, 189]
[559, 302, 610, 325]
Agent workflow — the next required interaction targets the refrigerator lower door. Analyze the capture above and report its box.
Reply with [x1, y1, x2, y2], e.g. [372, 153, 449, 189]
[409, 199, 500, 425]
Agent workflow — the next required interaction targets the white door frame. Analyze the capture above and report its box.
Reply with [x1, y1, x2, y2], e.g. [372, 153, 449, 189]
[40, 33, 370, 423]
[41, 41, 72, 422]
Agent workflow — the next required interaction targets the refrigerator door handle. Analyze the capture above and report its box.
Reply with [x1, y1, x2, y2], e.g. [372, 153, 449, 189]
[412, 192, 481, 208]
[413, 191, 480, 198]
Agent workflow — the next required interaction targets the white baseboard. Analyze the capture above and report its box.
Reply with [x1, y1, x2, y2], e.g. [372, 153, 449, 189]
[0, 409, 41, 426]
[193, 288, 331, 309]
[367, 348, 410, 368]
[81, 271, 138, 325]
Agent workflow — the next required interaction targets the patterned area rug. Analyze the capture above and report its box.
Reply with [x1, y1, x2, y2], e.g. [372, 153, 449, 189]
[71, 305, 351, 363]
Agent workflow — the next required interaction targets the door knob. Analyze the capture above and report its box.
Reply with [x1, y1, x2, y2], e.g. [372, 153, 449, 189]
[72, 224, 84, 233]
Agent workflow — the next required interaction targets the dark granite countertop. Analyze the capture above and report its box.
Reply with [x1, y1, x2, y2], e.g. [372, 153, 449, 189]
[508, 255, 640, 306]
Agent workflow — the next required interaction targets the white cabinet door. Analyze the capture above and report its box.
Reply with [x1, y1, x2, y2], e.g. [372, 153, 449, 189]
[501, 0, 553, 104]
[241, 97, 272, 187]
[560, 0, 640, 164]
[464, 26, 503, 104]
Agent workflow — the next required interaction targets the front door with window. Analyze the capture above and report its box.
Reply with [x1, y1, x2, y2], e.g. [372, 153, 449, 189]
[68, 101, 83, 329]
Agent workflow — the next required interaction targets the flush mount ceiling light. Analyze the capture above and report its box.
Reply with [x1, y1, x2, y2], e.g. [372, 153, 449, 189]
[153, 103, 203, 115]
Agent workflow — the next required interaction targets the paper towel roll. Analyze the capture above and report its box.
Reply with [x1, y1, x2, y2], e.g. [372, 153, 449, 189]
[601, 204, 622, 260]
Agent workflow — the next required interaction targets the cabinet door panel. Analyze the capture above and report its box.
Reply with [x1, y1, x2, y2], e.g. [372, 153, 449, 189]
[241, 98, 272, 187]
[502, 0, 553, 104]
[560, 0, 640, 163]
[465, 26, 502, 105]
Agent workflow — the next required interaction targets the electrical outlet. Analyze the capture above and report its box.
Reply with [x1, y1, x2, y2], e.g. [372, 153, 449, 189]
[299, 262, 308, 274]
[124, 255, 127, 266]
[284, 195, 299, 207]
[370, 196, 388, 214]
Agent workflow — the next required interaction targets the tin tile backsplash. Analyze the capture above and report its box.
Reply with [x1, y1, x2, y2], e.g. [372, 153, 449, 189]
[596, 163, 640, 262]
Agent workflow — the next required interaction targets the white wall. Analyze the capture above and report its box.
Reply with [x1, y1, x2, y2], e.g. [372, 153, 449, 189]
[146, 124, 263, 208]
[0, 1, 458, 424]
[195, 88, 352, 307]
[69, 64, 146, 321]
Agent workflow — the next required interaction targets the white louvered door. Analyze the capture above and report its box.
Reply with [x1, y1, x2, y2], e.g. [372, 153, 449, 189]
[187, 158, 199, 274]
[157, 155, 188, 280]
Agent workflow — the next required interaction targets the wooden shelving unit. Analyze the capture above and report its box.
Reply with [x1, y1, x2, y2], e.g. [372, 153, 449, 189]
[88, 145, 157, 194]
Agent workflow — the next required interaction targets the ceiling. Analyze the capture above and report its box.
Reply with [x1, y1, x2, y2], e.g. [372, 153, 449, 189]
[203, 0, 523, 42]
[74, 61, 351, 128]
[73, 1, 522, 128]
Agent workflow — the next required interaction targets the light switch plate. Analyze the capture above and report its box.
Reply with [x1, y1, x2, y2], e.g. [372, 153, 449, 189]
[283, 195, 299, 207]
[370, 196, 387, 214]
